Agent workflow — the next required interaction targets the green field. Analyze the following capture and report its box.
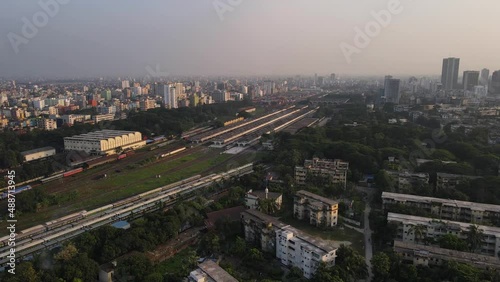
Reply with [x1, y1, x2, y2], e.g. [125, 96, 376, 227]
[0, 149, 250, 232]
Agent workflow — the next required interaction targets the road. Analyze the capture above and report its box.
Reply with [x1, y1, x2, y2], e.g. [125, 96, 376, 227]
[356, 186, 375, 282]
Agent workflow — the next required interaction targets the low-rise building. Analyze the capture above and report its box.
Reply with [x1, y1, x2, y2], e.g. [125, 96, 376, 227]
[64, 130, 145, 155]
[93, 114, 115, 123]
[388, 212, 500, 258]
[21, 146, 56, 162]
[436, 173, 480, 190]
[295, 158, 348, 188]
[382, 192, 500, 225]
[294, 190, 339, 227]
[188, 260, 238, 282]
[245, 188, 282, 211]
[241, 209, 337, 279]
[386, 171, 429, 192]
[394, 241, 500, 269]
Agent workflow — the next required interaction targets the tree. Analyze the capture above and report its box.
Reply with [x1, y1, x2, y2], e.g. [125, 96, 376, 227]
[231, 236, 247, 255]
[438, 233, 468, 251]
[465, 225, 484, 253]
[258, 198, 278, 215]
[371, 252, 391, 282]
[334, 245, 368, 280]
[408, 224, 427, 244]
[54, 242, 79, 261]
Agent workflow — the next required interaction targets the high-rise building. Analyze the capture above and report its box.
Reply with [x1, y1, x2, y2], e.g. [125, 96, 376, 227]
[480, 68, 490, 86]
[491, 71, 500, 94]
[121, 80, 130, 89]
[263, 81, 275, 95]
[384, 76, 401, 104]
[462, 71, 479, 91]
[441, 57, 460, 90]
[101, 89, 112, 101]
[330, 73, 336, 84]
[159, 84, 177, 109]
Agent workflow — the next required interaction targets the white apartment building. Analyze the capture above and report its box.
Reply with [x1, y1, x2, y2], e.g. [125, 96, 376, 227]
[241, 209, 337, 279]
[382, 192, 500, 225]
[295, 158, 348, 188]
[388, 212, 500, 258]
[294, 190, 339, 227]
[276, 228, 337, 279]
[64, 130, 145, 155]
[38, 118, 57, 131]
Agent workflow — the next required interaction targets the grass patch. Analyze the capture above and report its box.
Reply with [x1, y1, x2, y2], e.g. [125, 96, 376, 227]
[154, 247, 195, 277]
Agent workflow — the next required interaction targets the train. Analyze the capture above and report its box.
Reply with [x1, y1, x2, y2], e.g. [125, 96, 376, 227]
[39, 152, 133, 185]
[0, 163, 254, 264]
[0, 185, 32, 199]
[157, 147, 187, 159]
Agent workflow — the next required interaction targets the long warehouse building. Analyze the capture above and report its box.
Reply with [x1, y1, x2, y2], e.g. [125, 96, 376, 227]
[64, 130, 145, 155]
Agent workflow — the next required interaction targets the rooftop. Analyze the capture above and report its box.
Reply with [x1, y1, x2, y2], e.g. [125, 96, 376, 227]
[387, 212, 500, 235]
[197, 260, 238, 282]
[394, 241, 500, 268]
[382, 192, 500, 212]
[241, 209, 337, 254]
[248, 190, 282, 201]
[296, 190, 338, 206]
[21, 146, 55, 156]
[64, 129, 140, 141]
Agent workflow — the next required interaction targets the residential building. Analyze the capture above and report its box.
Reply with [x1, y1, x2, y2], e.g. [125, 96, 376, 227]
[64, 130, 145, 155]
[38, 118, 57, 131]
[394, 241, 500, 269]
[384, 76, 401, 104]
[441, 57, 460, 90]
[294, 190, 339, 227]
[463, 71, 480, 91]
[295, 158, 348, 188]
[21, 147, 56, 162]
[189, 260, 238, 282]
[480, 68, 490, 86]
[386, 171, 429, 192]
[492, 70, 500, 94]
[93, 114, 115, 123]
[121, 80, 130, 89]
[139, 99, 156, 111]
[245, 188, 283, 211]
[241, 209, 337, 279]
[382, 192, 500, 225]
[388, 212, 500, 258]
[436, 173, 480, 190]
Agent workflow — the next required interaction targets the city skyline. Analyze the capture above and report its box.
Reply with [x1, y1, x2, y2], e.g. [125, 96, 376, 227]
[1, 0, 500, 78]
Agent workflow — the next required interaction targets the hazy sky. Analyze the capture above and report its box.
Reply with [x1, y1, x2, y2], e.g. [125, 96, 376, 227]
[0, 0, 499, 78]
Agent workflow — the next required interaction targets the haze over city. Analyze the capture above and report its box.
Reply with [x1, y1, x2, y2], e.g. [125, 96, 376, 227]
[1, 0, 500, 78]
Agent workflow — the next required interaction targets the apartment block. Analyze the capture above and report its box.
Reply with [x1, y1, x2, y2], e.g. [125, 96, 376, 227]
[436, 172, 480, 190]
[388, 212, 500, 258]
[295, 158, 348, 188]
[294, 190, 339, 227]
[394, 241, 500, 269]
[241, 209, 337, 279]
[386, 171, 429, 192]
[382, 192, 500, 225]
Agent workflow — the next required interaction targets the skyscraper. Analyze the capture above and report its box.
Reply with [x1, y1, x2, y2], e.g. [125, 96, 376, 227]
[160, 84, 177, 109]
[480, 69, 490, 86]
[462, 71, 479, 91]
[441, 58, 460, 90]
[491, 71, 500, 94]
[384, 76, 401, 104]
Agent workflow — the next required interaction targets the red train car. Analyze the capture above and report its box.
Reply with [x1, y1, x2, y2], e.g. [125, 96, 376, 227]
[117, 154, 127, 160]
[63, 168, 83, 177]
